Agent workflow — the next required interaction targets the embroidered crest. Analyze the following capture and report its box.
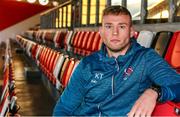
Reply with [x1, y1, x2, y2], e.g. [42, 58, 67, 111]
[123, 67, 133, 80]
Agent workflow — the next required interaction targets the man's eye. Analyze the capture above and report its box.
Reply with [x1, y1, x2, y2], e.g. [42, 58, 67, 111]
[119, 25, 126, 29]
[105, 25, 112, 29]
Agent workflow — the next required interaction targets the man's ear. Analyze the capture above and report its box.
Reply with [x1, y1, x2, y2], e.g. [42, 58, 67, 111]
[130, 26, 135, 38]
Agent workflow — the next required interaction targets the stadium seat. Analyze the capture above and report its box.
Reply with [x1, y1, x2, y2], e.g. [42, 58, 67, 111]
[64, 31, 74, 51]
[44, 31, 56, 43]
[91, 32, 102, 53]
[152, 101, 180, 116]
[44, 49, 54, 75]
[151, 31, 173, 57]
[31, 44, 38, 60]
[0, 92, 9, 116]
[165, 31, 180, 73]
[74, 31, 85, 55]
[85, 31, 96, 55]
[48, 51, 60, 84]
[59, 57, 70, 82]
[136, 30, 155, 48]
[76, 31, 87, 55]
[61, 58, 77, 88]
[53, 54, 66, 90]
[81, 32, 91, 56]
[54, 31, 66, 48]
[71, 31, 81, 53]
[35, 45, 43, 65]
[38, 47, 46, 67]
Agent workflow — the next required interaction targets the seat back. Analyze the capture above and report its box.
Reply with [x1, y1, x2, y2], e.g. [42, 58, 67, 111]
[165, 31, 180, 72]
[137, 30, 155, 48]
[59, 56, 70, 81]
[35, 45, 43, 62]
[64, 31, 74, 51]
[54, 31, 66, 48]
[151, 31, 173, 57]
[61, 58, 76, 88]
[71, 31, 81, 50]
[0, 93, 9, 116]
[53, 54, 66, 80]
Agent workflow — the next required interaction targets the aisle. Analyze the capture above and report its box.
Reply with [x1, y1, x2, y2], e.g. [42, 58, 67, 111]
[10, 40, 56, 116]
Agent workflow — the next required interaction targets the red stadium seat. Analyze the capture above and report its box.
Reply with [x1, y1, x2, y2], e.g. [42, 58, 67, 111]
[31, 44, 38, 60]
[152, 101, 180, 116]
[61, 58, 76, 88]
[76, 31, 87, 55]
[71, 31, 81, 52]
[39, 47, 47, 67]
[48, 52, 60, 85]
[81, 32, 91, 56]
[152, 31, 180, 116]
[40, 48, 51, 71]
[91, 32, 102, 53]
[165, 31, 180, 73]
[74, 31, 85, 55]
[44, 49, 54, 75]
[85, 31, 96, 55]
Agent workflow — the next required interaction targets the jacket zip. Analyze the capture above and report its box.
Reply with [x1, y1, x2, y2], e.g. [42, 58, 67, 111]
[111, 58, 120, 96]
[98, 104, 101, 117]
[111, 75, 115, 95]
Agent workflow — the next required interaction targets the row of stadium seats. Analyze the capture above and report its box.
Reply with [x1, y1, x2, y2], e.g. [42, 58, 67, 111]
[16, 35, 80, 92]
[23, 29, 180, 73]
[0, 40, 19, 116]
[23, 30, 103, 57]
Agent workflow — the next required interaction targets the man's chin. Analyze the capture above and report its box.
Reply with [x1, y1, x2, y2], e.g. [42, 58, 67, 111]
[107, 46, 123, 53]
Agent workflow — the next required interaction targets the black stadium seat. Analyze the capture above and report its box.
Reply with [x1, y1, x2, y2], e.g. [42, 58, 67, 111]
[151, 31, 173, 57]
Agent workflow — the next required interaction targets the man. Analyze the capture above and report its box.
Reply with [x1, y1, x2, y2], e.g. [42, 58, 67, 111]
[53, 5, 180, 116]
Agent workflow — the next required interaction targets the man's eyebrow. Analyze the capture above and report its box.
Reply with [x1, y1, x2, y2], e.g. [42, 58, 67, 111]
[118, 23, 128, 25]
[104, 23, 129, 25]
[104, 23, 112, 25]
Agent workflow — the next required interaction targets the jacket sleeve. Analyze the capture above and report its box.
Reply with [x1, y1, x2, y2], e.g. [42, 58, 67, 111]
[145, 49, 180, 102]
[53, 60, 87, 116]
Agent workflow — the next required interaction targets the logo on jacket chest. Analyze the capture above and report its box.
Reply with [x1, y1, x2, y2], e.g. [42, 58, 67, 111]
[91, 72, 104, 84]
[123, 67, 133, 80]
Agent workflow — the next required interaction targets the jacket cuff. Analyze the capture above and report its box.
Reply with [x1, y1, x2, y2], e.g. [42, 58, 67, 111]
[160, 86, 176, 102]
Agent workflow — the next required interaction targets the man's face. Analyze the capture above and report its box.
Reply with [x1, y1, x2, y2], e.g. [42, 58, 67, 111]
[99, 14, 134, 54]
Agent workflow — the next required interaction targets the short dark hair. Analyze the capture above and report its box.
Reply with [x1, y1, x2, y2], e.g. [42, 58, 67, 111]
[102, 5, 132, 25]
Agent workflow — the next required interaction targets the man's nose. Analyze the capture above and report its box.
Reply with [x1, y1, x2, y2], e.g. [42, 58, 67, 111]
[112, 26, 118, 35]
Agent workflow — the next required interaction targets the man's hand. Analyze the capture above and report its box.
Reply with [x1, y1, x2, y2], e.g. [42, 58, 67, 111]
[128, 89, 158, 117]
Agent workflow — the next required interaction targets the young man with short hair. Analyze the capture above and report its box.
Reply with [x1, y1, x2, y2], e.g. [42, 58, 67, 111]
[53, 5, 180, 116]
